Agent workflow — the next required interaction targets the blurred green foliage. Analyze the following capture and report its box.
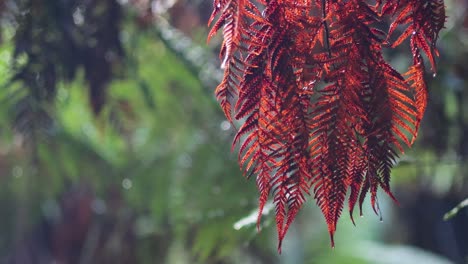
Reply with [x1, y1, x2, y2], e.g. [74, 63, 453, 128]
[0, 0, 466, 263]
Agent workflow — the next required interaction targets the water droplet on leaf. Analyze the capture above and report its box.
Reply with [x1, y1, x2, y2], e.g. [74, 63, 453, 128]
[220, 120, 231, 131]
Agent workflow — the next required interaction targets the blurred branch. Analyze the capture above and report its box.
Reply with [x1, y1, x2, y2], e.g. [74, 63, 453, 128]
[443, 198, 468, 221]
[233, 201, 274, 231]
[396, 155, 468, 169]
[79, 221, 101, 264]
[354, 241, 454, 264]
[153, 18, 222, 90]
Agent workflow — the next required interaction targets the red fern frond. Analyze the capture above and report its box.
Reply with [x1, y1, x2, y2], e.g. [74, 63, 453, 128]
[208, 0, 266, 121]
[387, 0, 446, 72]
[207, 0, 445, 252]
[405, 49, 428, 135]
